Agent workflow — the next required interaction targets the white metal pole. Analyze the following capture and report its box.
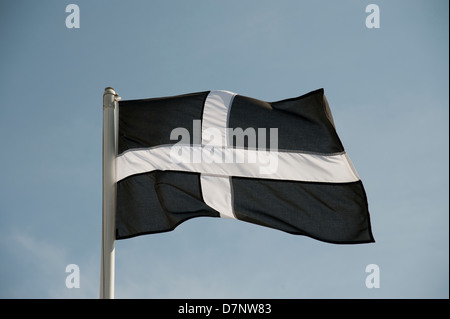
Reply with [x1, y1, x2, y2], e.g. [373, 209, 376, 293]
[100, 87, 118, 299]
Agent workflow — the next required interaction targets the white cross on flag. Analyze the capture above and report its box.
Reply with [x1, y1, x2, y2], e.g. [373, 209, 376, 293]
[115, 89, 374, 244]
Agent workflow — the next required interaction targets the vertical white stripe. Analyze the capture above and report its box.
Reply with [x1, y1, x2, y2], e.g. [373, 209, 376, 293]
[200, 90, 237, 219]
[200, 175, 234, 219]
[201, 90, 236, 147]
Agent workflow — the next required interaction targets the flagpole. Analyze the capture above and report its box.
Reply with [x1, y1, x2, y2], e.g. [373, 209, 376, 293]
[100, 87, 119, 299]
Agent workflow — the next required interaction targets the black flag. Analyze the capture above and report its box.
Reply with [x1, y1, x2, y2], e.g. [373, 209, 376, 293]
[115, 89, 374, 244]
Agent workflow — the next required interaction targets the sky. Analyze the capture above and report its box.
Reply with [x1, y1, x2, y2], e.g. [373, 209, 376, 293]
[0, 0, 448, 299]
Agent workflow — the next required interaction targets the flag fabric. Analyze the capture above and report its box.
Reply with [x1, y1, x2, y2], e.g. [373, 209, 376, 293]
[115, 89, 374, 244]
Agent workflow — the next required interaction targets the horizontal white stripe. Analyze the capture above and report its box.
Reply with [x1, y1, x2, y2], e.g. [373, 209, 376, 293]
[116, 145, 360, 183]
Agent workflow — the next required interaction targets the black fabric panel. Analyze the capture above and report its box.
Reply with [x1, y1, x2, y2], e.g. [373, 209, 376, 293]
[232, 177, 374, 244]
[118, 91, 209, 154]
[228, 89, 344, 153]
[116, 171, 219, 239]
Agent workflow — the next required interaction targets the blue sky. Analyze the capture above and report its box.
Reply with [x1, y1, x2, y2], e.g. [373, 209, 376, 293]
[0, 0, 448, 298]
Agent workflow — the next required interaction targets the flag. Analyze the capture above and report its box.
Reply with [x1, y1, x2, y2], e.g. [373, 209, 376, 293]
[115, 88, 374, 244]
